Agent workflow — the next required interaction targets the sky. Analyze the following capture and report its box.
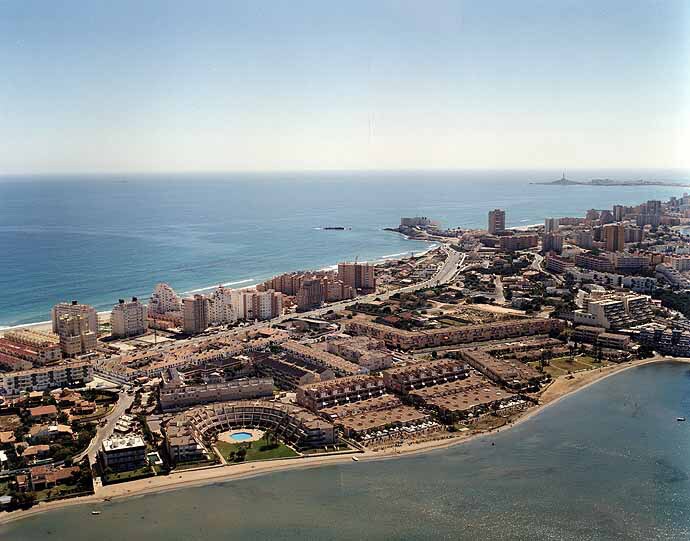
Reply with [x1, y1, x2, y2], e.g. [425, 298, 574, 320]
[1, 0, 689, 174]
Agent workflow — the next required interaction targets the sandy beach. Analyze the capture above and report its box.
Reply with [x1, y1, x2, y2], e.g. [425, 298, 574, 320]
[1, 354, 687, 526]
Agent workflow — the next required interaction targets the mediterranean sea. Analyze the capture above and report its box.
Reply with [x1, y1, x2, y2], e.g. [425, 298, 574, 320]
[0, 169, 687, 327]
[3, 361, 690, 540]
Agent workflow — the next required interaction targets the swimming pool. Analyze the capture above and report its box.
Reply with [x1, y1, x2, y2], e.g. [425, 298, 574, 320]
[230, 431, 253, 442]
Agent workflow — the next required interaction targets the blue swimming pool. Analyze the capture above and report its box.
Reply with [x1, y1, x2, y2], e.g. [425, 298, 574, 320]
[230, 431, 253, 442]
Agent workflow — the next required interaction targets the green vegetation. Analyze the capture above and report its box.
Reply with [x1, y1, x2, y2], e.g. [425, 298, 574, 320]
[215, 436, 298, 463]
[530, 355, 610, 378]
[103, 466, 153, 484]
[654, 290, 690, 318]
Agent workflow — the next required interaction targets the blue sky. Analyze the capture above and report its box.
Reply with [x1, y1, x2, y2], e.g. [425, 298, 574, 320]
[1, 1, 688, 173]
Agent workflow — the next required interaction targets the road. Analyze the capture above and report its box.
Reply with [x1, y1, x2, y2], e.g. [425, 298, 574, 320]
[104, 246, 467, 351]
[267, 246, 466, 324]
[75, 391, 135, 466]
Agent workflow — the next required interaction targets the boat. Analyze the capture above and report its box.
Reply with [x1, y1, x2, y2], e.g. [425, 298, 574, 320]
[677, 417, 686, 422]
[91, 511, 101, 516]
[351, 456, 359, 462]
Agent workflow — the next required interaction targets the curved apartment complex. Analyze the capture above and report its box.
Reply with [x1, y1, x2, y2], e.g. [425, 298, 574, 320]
[168, 400, 335, 453]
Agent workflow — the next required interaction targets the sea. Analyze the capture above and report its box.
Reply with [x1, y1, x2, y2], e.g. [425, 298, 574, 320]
[0, 169, 687, 327]
[3, 361, 690, 540]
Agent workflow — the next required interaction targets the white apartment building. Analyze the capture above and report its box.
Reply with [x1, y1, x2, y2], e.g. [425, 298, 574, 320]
[234, 289, 282, 321]
[0, 361, 94, 395]
[51, 301, 98, 335]
[208, 287, 238, 325]
[111, 297, 148, 338]
[149, 283, 182, 314]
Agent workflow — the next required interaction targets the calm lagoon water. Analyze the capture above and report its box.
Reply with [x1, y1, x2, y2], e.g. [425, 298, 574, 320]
[3, 361, 690, 540]
[0, 169, 687, 327]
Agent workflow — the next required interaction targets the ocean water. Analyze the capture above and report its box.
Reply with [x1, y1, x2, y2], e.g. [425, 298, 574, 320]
[3, 361, 690, 540]
[0, 169, 687, 327]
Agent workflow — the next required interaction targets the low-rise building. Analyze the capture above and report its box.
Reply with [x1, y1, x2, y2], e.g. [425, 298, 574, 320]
[345, 317, 564, 350]
[0, 361, 94, 395]
[100, 435, 147, 472]
[159, 368, 274, 411]
[282, 341, 365, 377]
[382, 358, 469, 394]
[297, 374, 386, 411]
[166, 400, 335, 461]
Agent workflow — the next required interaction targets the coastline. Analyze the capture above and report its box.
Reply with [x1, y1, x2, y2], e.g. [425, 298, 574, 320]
[0, 235, 436, 333]
[1, 354, 685, 527]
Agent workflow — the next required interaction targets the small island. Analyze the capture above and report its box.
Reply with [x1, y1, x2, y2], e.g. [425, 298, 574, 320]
[532, 173, 688, 187]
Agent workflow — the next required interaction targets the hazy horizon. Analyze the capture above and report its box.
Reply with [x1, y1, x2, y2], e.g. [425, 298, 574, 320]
[2, 1, 689, 174]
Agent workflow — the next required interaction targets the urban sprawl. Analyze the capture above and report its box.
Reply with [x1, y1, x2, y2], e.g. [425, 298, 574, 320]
[3, 194, 690, 512]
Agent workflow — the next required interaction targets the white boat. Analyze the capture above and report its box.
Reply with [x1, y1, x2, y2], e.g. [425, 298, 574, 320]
[351, 456, 359, 462]
[677, 417, 686, 422]
[91, 510, 101, 516]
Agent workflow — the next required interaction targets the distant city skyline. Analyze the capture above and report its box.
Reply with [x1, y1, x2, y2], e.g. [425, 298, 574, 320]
[1, 0, 689, 174]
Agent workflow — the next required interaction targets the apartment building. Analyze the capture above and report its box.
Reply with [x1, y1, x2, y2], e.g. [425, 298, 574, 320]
[167, 400, 335, 458]
[544, 254, 575, 274]
[499, 234, 539, 253]
[603, 223, 626, 252]
[573, 293, 653, 330]
[382, 358, 469, 394]
[638, 324, 690, 356]
[159, 368, 274, 411]
[297, 374, 386, 411]
[344, 317, 564, 350]
[281, 340, 365, 376]
[111, 297, 148, 338]
[148, 282, 182, 314]
[51, 301, 98, 336]
[488, 209, 505, 234]
[458, 348, 546, 391]
[338, 262, 376, 292]
[0, 361, 94, 395]
[574, 253, 615, 273]
[55, 314, 97, 356]
[183, 294, 209, 334]
[100, 435, 147, 472]
[325, 336, 393, 371]
[256, 355, 325, 389]
[1, 330, 62, 364]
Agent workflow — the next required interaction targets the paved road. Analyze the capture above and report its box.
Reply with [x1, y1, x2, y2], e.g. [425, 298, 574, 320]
[75, 391, 135, 466]
[215, 246, 466, 335]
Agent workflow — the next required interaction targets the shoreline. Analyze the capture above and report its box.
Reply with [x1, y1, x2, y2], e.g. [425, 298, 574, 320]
[0, 236, 436, 333]
[1, 355, 686, 527]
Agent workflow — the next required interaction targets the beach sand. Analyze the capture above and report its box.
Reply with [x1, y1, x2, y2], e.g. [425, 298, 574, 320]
[1, 354, 685, 526]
